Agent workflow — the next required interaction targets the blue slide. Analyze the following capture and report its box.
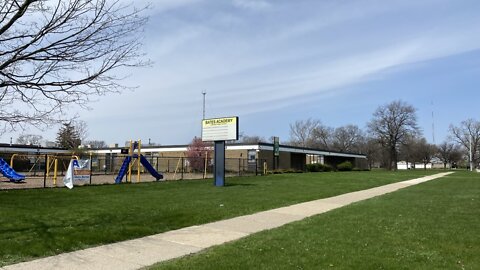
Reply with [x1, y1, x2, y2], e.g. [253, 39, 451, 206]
[115, 156, 132, 183]
[139, 155, 163, 181]
[0, 158, 25, 182]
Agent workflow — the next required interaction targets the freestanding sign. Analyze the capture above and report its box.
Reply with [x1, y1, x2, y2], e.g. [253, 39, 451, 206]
[273, 136, 279, 170]
[202, 117, 239, 186]
[202, 117, 239, 142]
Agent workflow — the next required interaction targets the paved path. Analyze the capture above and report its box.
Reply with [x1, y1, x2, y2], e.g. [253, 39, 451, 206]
[1, 172, 453, 270]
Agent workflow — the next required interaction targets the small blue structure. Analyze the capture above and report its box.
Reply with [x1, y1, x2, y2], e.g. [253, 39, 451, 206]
[0, 158, 25, 182]
[115, 140, 163, 183]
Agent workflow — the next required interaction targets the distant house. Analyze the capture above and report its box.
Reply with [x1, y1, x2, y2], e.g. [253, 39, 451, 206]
[397, 158, 444, 170]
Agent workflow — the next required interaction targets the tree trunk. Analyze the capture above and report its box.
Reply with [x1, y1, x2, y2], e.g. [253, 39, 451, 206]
[390, 145, 397, 171]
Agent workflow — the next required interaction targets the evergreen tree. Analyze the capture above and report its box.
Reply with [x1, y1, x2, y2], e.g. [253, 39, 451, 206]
[56, 123, 81, 149]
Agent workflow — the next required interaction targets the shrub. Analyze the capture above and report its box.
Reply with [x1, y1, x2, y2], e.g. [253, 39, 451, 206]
[337, 161, 353, 171]
[306, 164, 318, 172]
[268, 169, 304, 174]
[322, 164, 333, 172]
[283, 169, 304, 173]
[306, 163, 333, 172]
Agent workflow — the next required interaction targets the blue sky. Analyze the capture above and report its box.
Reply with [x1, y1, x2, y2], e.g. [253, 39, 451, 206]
[2, 0, 480, 146]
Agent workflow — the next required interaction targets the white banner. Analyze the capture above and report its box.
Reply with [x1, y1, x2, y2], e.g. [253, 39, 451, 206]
[63, 160, 74, 189]
[63, 159, 91, 189]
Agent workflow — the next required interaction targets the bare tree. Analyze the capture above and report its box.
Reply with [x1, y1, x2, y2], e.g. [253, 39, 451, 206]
[83, 139, 107, 148]
[398, 134, 416, 169]
[310, 124, 333, 150]
[289, 119, 333, 149]
[331, 124, 364, 153]
[72, 119, 88, 142]
[289, 119, 319, 147]
[16, 133, 43, 145]
[0, 0, 148, 133]
[359, 136, 382, 169]
[413, 138, 436, 170]
[367, 100, 420, 170]
[239, 133, 265, 144]
[437, 141, 462, 169]
[449, 119, 480, 169]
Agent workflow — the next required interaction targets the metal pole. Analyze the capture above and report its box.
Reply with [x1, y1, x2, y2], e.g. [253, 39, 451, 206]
[89, 154, 92, 185]
[43, 154, 47, 188]
[181, 157, 184, 180]
[214, 141, 226, 186]
[137, 140, 141, 182]
[470, 134, 473, 171]
[202, 90, 206, 119]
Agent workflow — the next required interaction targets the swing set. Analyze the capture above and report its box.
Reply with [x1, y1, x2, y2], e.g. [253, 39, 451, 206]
[9, 154, 81, 184]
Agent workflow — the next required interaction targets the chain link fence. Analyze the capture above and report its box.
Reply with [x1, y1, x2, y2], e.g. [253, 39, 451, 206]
[0, 152, 267, 190]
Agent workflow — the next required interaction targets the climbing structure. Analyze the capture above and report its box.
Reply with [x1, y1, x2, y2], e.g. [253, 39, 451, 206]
[115, 140, 163, 183]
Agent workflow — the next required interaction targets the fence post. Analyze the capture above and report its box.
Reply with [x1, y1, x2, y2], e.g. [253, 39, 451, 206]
[156, 157, 159, 172]
[238, 158, 241, 176]
[255, 159, 258, 175]
[43, 154, 47, 188]
[34, 153, 38, 177]
[89, 154, 92, 185]
[181, 157, 184, 180]
[110, 155, 114, 173]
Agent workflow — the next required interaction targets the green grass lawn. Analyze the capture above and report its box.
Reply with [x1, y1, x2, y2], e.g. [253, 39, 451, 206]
[0, 170, 438, 266]
[151, 171, 479, 270]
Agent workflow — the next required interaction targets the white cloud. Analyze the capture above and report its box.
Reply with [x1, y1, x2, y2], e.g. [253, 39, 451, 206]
[232, 0, 271, 11]
[140, 0, 203, 14]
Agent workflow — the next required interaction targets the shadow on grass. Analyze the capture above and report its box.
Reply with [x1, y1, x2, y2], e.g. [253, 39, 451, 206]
[224, 183, 256, 187]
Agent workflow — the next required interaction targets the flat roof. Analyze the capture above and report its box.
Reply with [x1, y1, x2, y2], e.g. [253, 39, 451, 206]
[0, 143, 70, 154]
[93, 142, 366, 159]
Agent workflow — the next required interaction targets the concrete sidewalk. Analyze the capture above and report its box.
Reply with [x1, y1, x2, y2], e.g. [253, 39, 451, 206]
[1, 172, 453, 270]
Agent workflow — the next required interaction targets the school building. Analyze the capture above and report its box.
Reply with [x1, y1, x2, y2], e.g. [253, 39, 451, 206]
[93, 142, 367, 171]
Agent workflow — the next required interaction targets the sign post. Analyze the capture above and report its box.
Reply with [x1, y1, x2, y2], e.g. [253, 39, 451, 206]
[273, 136, 279, 170]
[202, 116, 239, 187]
[214, 141, 225, 186]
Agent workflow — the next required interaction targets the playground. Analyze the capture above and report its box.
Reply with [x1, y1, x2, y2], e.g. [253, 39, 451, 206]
[0, 140, 260, 190]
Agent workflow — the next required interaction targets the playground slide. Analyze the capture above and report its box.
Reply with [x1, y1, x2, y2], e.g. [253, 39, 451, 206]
[115, 156, 132, 184]
[139, 155, 164, 181]
[0, 158, 25, 182]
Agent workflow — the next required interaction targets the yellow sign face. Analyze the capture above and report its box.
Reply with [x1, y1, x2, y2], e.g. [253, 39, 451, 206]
[202, 117, 237, 127]
[202, 117, 238, 142]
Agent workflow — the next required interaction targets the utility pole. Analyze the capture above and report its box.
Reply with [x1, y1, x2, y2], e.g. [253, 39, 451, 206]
[201, 90, 207, 138]
[202, 90, 206, 119]
[470, 134, 473, 172]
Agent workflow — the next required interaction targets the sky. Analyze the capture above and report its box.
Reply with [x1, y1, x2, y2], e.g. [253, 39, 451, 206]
[2, 0, 480, 146]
